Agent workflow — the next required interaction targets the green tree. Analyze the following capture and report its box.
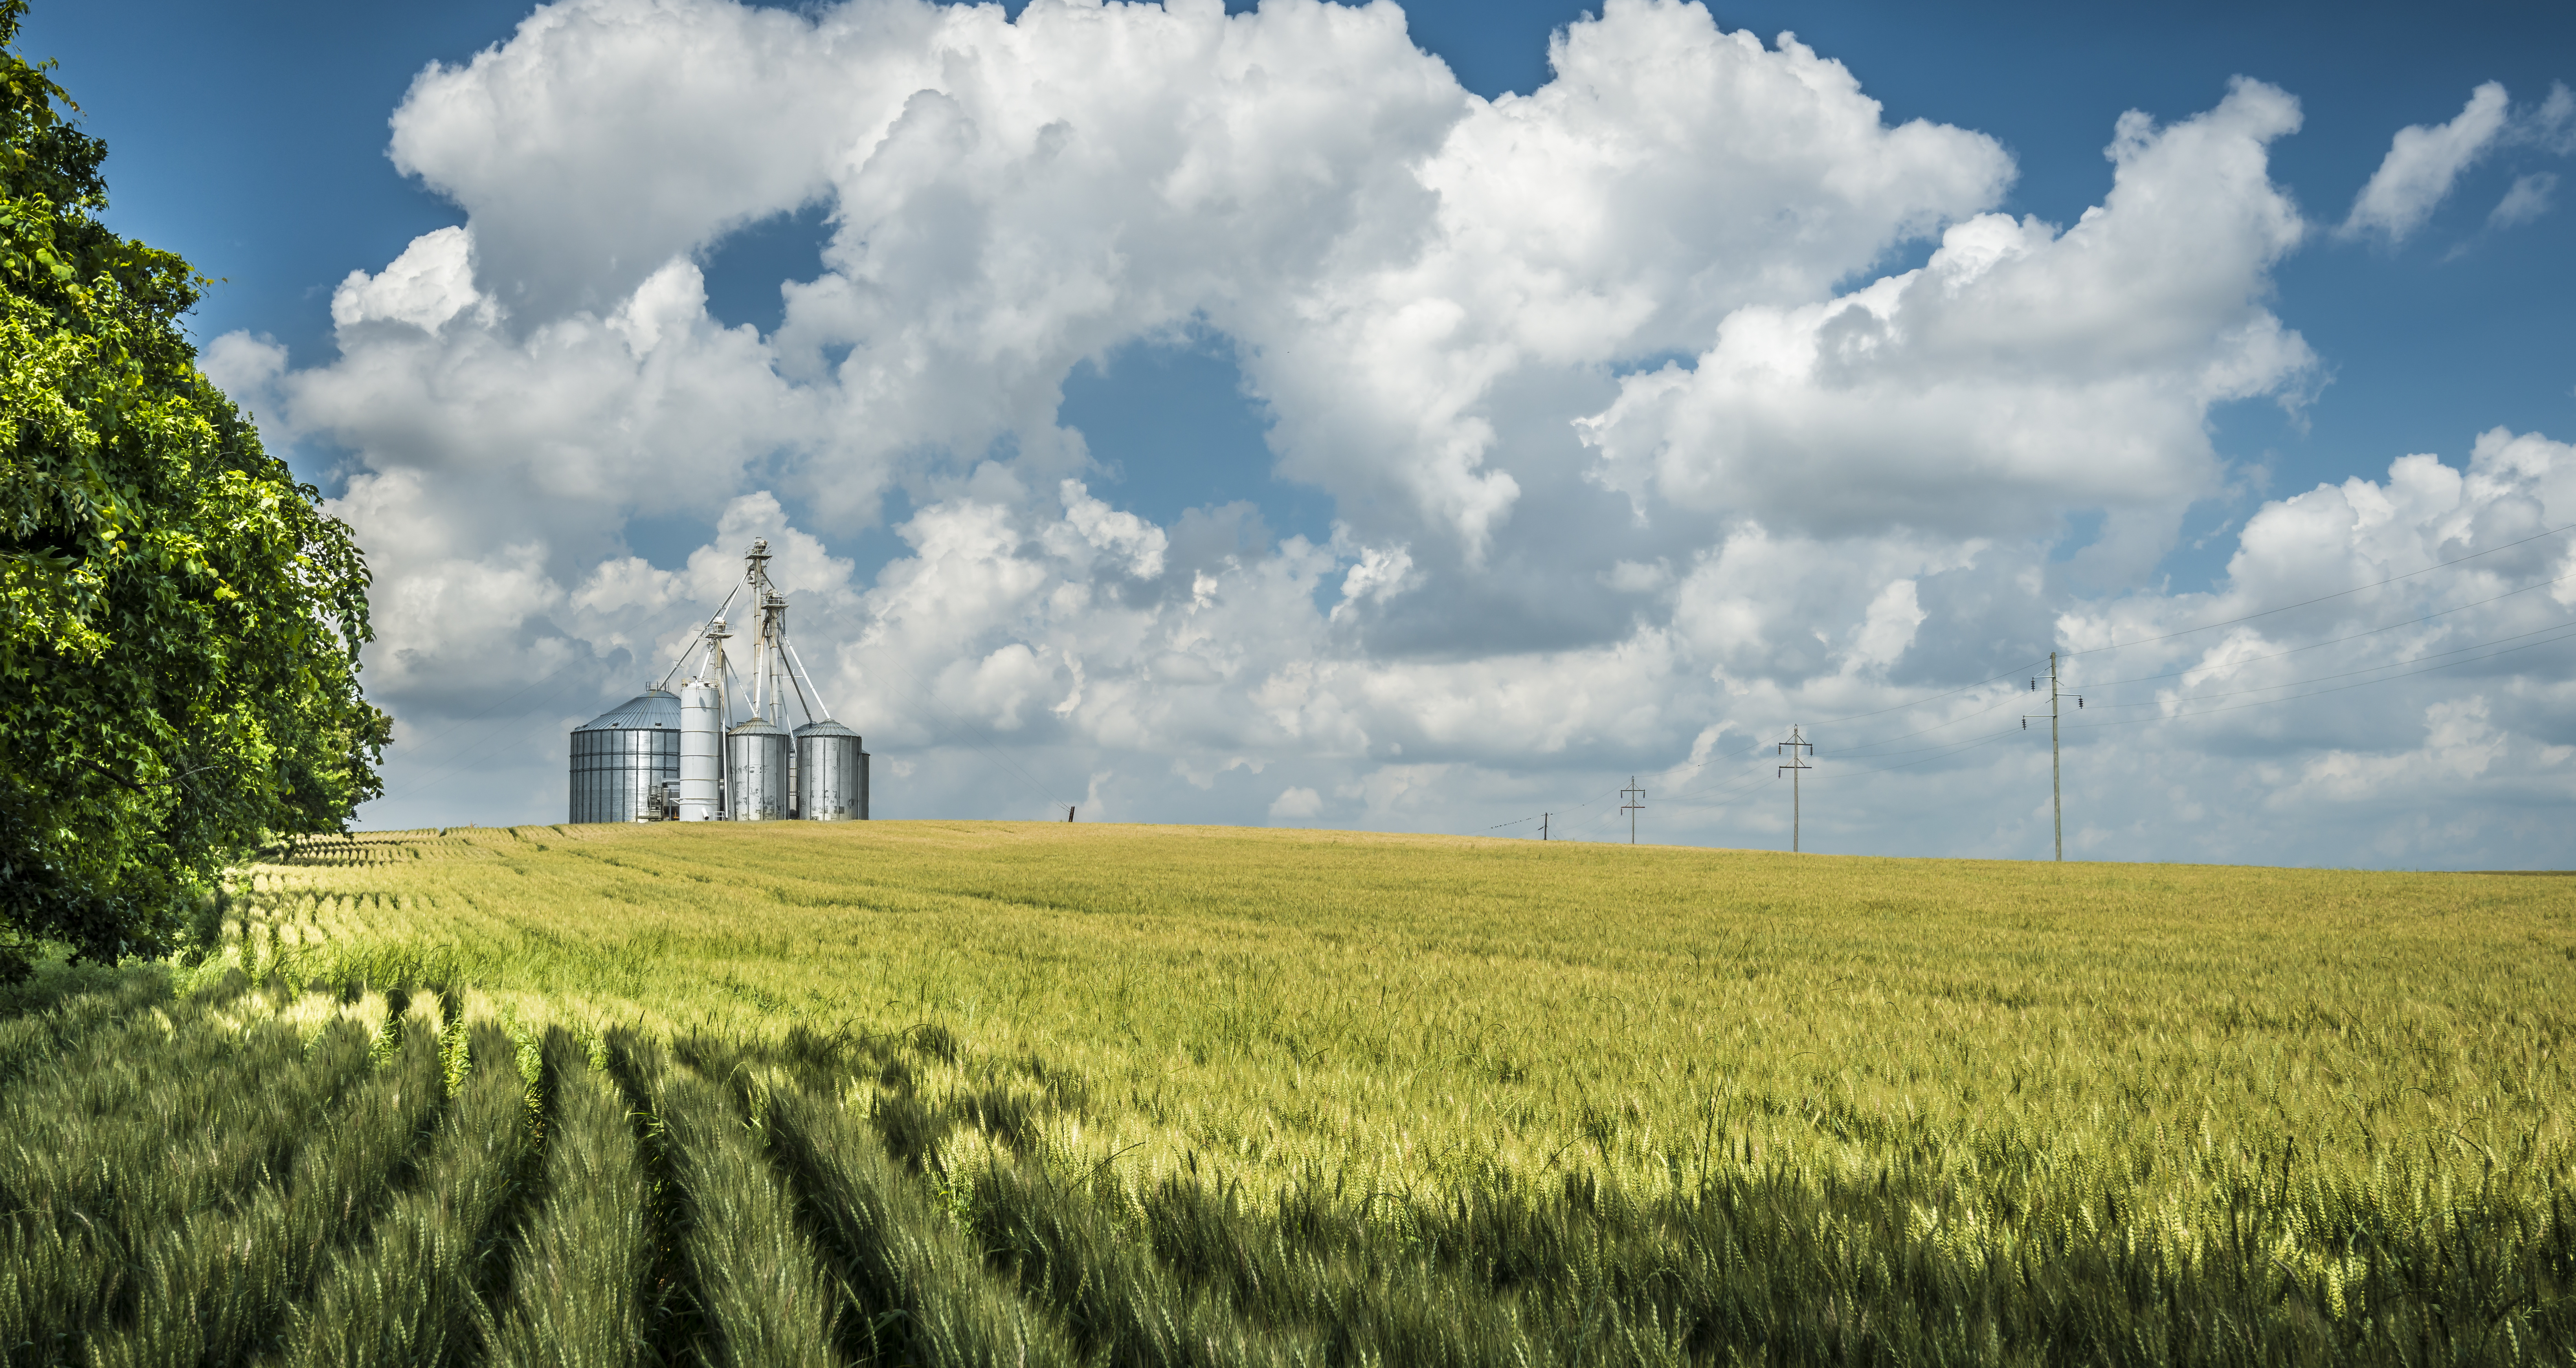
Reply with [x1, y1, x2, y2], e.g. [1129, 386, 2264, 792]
[0, 0, 387, 981]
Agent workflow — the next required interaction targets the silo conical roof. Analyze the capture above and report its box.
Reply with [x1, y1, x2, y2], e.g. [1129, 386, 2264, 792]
[793, 719, 859, 740]
[576, 688, 682, 732]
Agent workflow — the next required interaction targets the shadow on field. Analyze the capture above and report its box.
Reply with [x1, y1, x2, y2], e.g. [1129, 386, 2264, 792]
[6, 959, 2576, 1366]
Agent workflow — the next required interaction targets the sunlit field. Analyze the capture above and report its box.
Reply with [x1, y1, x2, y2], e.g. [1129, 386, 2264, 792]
[6, 821, 2572, 1365]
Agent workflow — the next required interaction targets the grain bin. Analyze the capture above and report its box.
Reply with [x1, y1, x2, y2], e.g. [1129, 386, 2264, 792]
[594, 540, 883, 824]
[568, 688, 681, 823]
[726, 716, 790, 821]
[795, 720, 866, 820]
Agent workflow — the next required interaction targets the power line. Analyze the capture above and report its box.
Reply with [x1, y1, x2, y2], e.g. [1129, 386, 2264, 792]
[2067, 622, 2576, 730]
[1513, 684, 2028, 827]
[1681, 625, 2576, 832]
[1553, 614, 2576, 846]
[1805, 727, 2023, 779]
[1818, 621, 2576, 774]
[1824, 612, 2576, 754]
[1814, 692, 2025, 759]
[1793, 568, 2570, 766]
[1471, 534, 2576, 843]
[2076, 568, 2576, 690]
[2064, 523, 2575, 658]
[2082, 616, 2576, 710]
[1794, 659, 2050, 727]
[1656, 766, 1773, 809]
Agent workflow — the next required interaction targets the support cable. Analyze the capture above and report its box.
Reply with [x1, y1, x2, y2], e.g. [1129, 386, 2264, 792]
[777, 629, 820, 729]
[655, 586, 739, 690]
[783, 639, 835, 723]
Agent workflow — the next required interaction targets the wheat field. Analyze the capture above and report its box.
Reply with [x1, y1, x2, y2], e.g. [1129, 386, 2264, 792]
[5, 820, 2572, 1365]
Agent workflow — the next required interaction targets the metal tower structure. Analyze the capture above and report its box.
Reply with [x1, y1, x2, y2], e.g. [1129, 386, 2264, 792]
[2023, 652, 2084, 860]
[591, 539, 868, 824]
[1775, 725, 1812, 853]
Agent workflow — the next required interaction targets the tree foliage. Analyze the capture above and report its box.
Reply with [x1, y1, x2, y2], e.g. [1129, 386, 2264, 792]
[0, 0, 387, 980]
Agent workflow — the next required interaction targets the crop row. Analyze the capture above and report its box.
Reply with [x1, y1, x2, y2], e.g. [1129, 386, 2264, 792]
[87, 814, 2576, 1367]
[226, 823, 2576, 1234]
[18, 965, 2571, 1365]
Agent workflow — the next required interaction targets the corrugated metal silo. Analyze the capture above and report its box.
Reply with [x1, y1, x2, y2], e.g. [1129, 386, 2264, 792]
[569, 689, 682, 823]
[794, 720, 865, 820]
[726, 717, 790, 821]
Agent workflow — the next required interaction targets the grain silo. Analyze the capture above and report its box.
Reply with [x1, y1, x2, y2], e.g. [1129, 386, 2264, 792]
[726, 717, 790, 820]
[795, 719, 866, 820]
[676, 669, 722, 822]
[571, 538, 870, 823]
[568, 688, 681, 822]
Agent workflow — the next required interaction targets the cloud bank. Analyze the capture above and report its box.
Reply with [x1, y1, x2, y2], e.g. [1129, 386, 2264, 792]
[222, 0, 2576, 866]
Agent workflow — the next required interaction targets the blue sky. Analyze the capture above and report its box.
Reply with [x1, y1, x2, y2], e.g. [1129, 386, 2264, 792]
[21, 0, 2576, 862]
[32, 0, 2576, 558]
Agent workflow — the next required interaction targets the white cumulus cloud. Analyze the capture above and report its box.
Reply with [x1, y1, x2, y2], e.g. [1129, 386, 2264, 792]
[218, 0, 2575, 866]
[2341, 81, 2512, 244]
[1581, 78, 2312, 545]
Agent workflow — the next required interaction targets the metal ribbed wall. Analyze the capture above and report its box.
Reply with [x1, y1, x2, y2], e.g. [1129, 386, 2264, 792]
[727, 719, 791, 821]
[569, 689, 683, 823]
[795, 721, 863, 820]
[568, 724, 680, 823]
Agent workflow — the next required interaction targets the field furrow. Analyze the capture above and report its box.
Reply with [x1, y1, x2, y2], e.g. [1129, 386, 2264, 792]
[764, 1086, 1083, 1368]
[268, 1021, 539, 1367]
[486, 1028, 654, 1368]
[964, 1156, 1318, 1368]
[9, 823, 2572, 1366]
[0, 966, 182, 1086]
[0, 994, 383, 1361]
[81, 1010, 447, 1367]
[615, 1032, 839, 1368]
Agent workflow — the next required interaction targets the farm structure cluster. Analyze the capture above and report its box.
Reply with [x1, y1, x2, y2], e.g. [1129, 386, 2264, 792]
[568, 539, 868, 823]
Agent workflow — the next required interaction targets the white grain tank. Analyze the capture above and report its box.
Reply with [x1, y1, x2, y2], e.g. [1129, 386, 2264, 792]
[676, 680, 721, 821]
[793, 720, 865, 820]
[725, 716, 790, 821]
[568, 688, 681, 823]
